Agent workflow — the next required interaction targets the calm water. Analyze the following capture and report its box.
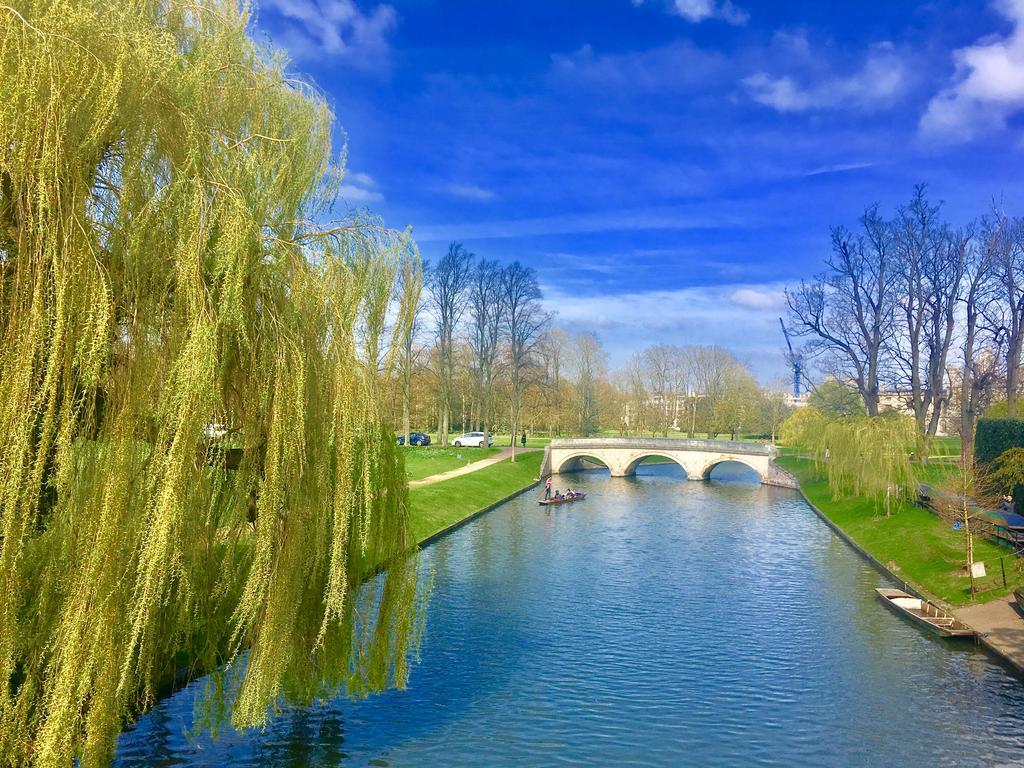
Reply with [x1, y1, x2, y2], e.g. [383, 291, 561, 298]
[116, 463, 1024, 767]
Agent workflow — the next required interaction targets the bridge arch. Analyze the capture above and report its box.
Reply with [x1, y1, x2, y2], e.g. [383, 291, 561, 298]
[552, 452, 611, 474]
[699, 457, 765, 482]
[622, 453, 690, 478]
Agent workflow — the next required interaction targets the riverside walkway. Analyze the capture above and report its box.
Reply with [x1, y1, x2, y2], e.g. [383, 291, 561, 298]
[956, 598, 1024, 675]
[408, 446, 539, 488]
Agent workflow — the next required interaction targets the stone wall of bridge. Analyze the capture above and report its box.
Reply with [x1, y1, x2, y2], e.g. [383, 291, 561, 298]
[543, 437, 796, 488]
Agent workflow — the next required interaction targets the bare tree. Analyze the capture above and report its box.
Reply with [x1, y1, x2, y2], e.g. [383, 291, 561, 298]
[991, 211, 1024, 416]
[467, 259, 504, 447]
[502, 262, 549, 461]
[890, 186, 943, 431]
[888, 187, 967, 437]
[760, 382, 793, 443]
[539, 328, 569, 437]
[955, 218, 1002, 457]
[620, 352, 650, 435]
[569, 331, 606, 437]
[641, 344, 677, 436]
[683, 345, 739, 436]
[787, 205, 898, 416]
[921, 227, 968, 437]
[398, 254, 424, 447]
[427, 242, 474, 446]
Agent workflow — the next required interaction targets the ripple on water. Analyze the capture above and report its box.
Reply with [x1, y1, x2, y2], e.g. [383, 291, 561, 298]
[116, 464, 1024, 768]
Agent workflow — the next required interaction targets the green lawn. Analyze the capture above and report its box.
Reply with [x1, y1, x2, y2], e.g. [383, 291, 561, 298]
[930, 435, 962, 458]
[408, 453, 542, 542]
[779, 456, 1020, 606]
[401, 445, 501, 481]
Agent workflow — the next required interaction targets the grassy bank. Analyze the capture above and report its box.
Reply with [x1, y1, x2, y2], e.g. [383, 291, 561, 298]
[401, 445, 501, 481]
[779, 456, 1022, 607]
[408, 453, 543, 542]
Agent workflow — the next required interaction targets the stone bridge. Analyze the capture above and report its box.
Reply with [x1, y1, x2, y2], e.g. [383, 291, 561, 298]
[541, 437, 796, 487]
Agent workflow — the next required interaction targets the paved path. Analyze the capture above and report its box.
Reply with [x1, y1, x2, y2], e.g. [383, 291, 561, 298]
[955, 597, 1024, 674]
[408, 446, 538, 488]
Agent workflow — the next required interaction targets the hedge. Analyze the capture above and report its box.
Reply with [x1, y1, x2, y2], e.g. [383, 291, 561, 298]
[976, 418, 1024, 466]
[976, 418, 1024, 512]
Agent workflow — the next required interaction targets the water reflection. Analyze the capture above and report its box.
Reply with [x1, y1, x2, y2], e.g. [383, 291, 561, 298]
[116, 463, 1024, 767]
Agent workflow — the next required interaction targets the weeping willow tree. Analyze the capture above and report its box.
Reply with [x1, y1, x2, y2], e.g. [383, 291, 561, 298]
[0, 1, 424, 765]
[782, 408, 918, 511]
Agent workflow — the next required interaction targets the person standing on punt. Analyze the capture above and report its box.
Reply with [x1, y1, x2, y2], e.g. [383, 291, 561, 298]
[544, 475, 552, 500]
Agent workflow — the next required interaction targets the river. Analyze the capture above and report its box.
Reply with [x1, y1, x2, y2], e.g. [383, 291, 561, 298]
[115, 462, 1024, 767]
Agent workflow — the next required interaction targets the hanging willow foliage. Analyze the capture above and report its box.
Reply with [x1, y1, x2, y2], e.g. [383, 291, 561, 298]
[781, 408, 919, 505]
[0, 1, 424, 765]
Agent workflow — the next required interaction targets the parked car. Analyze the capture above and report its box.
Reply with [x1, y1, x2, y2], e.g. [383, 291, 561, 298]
[396, 432, 431, 446]
[452, 431, 494, 448]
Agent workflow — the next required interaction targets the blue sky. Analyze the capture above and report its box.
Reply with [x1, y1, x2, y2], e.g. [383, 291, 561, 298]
[253, 0, 1024, 382]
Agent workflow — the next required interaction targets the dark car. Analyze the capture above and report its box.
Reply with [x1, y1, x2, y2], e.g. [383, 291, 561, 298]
[396, 432, 431, 446]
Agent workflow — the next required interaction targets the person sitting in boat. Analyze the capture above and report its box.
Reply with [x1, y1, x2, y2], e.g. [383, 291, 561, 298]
[553, 489, 563, 500]
[565, 487, 574, 498]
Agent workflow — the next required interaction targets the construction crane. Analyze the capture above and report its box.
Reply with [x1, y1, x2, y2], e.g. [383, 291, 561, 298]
[779, 318, 803, 399]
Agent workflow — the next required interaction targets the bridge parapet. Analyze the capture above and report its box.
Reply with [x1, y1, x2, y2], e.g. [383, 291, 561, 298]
[548, 437, 776, 457]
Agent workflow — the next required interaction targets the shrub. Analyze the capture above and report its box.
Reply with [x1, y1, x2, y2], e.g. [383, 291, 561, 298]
[975, 418, 1024, 466]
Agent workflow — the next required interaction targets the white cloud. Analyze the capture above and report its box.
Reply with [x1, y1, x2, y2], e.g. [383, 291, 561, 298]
[447, 183, 497, 201]
[261, 0, 396, 67]
[338, 170, 383, 201]
[542, 282, 789, 381]
[632, 0, 748, 25]
[671, 0, 748, 25]
[743, 40, 907, 113]
[803, 161, 874, 177]
[730, 287, 784, 310]
[920, 0, 1024, 142]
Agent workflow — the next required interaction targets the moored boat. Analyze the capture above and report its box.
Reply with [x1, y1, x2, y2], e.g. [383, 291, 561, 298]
[538, 493, 586, 506]
[875, 588, 974, 638]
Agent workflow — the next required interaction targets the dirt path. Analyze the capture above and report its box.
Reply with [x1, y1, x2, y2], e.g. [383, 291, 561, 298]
[408, 446, 538, 488]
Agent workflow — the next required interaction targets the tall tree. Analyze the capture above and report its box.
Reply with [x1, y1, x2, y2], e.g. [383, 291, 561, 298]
[888, 187, 966, 437]
[920, 226, 969, 437]
[502, 262, 548, 460]
[642, 344, 677, 436]
[760, 384, 793, 443]
[0, 2, 421, 764]
[539, 328, 569, 436]
[427, 243, 474, 446]
[620, 352, 650, 435]
[684, 345, 739, 436]
[957, 218, 1002, 458]
[467, 259, 504, 446]
[570, 332, 607, 436]
[890, 186, 944, 431]
[787, 205, 898, 416]
[991, 211, 1024, 416]
[398, 253, 425, 447]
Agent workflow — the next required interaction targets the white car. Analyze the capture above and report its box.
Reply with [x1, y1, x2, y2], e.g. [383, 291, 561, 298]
[452, 431, 494, 448]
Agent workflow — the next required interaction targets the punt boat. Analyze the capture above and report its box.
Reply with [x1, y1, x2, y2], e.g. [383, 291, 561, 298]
[538, 493, 586, 506]
[875, 588, 974, 638]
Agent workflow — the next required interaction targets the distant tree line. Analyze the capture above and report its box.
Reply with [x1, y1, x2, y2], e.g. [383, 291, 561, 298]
[388, 250, 792, 445]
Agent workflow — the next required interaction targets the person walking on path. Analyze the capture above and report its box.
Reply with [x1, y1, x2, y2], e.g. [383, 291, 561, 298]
[521, 431, 527, 448]
[544, 475, 552, 500]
